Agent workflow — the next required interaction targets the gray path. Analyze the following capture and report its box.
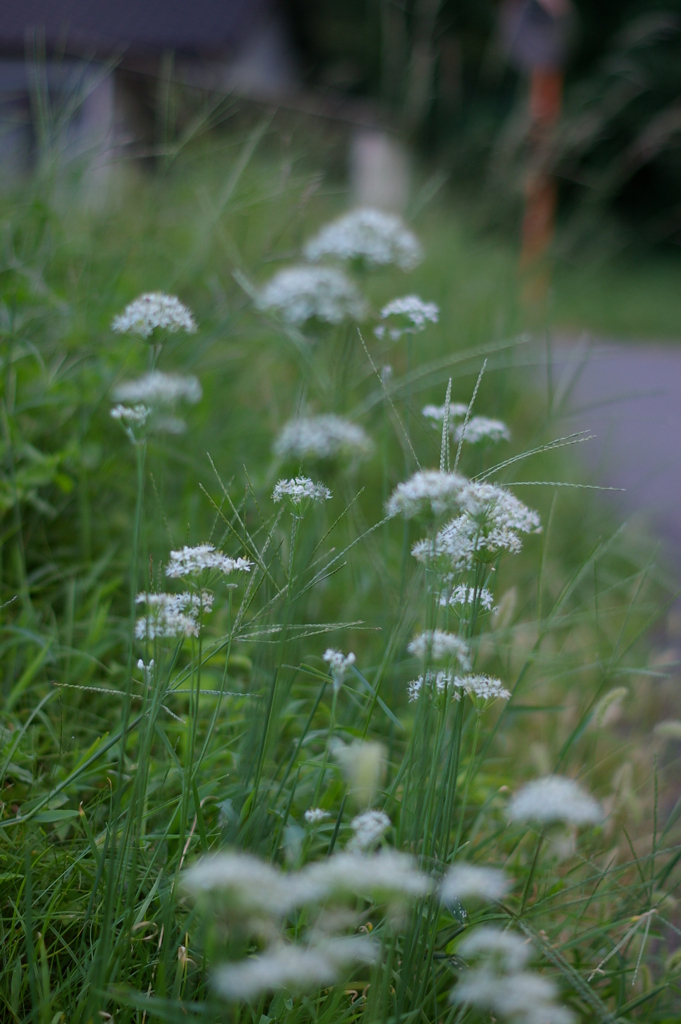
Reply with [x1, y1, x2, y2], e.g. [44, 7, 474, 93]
[546, 336, 681, 553]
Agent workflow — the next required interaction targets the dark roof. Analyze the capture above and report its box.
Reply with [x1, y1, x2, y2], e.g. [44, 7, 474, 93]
[0, 0, 270, 58]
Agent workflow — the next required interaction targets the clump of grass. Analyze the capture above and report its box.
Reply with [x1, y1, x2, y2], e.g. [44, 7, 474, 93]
[0, 129, 678, 1024]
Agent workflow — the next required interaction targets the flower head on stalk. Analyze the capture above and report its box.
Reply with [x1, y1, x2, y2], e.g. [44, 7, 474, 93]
[422, 402, 470, 425]
[273, 477, 332, 518]
[304, 209, 423, 271]
[348, 810, 391, 851]
[375, 295, 439, 340]
[257, 265, 367, 326]
[441, 585, 496, 612]
[274, 414, 373, 463]
[408, 630, 471, 669]
[112, 292, 197, 338]
[134, 591, 212, 640]
[110, 403, 150, 444]
[304, 808, 331, 825]
[440, 865, 510, 905]
[323, 648, 356, 691]
[386, 470, 467, 519]
[165, 544, 253, 580]
[455, 416, 510, 445]
[111, 371, 202, 439]
[507, 776, 603, 827]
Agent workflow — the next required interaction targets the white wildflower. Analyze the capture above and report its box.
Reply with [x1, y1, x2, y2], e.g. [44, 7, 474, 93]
[453, 674, 511, 702]
[348, 810, 391, 851]
[507, 775, 603, 827]
[273, 477, 332, 517]
[274, 414, 373, 462]
[165, 544, 253, 579]
[134, 591, 210, 640]
[441, 866, 510, 905]
[459, 927, 531, 972]
[331, 740, 385, 806]
[375, 295, 439, 340]
[412, 517, 477, 573]
[407, 670, 459, 703]
[305, 808, 331, 824]
[257, 265, 367, 325]
[182, 851, 295, 918]
[442, 585, 495, 611]
[110, 404, 150, 426]
[459, 482, 541, 538]
[386, 470, 467, 519]
[422, 402, 469, 424]
[212, 937, 377, 1001]
[455, 416, 510, 445]
[111, 292, 197, 337]
[114, 371, 202, 406]
[302, 849, 431, 904]
[453, 970, 561, 1014]
[323, 648, 356, 689]
[408, 630, 471, 669]
[304, 208, 423, 271]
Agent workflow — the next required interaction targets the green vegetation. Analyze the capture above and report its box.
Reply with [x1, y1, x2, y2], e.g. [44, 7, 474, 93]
[0, 132, 679, 1024]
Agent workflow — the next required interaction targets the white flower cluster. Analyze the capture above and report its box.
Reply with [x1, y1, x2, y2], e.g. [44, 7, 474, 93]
[304, 807, 331, 824]
[114, 371, 202, 407]
[507, 776, 604, 827]
[407, 670, 458, 703]
[452, 926, 576, 1024]
[407, 670, 509, 705]
[454, 674, 511, 702]
[183, 847, 432, 913]
[442, 585, 495, 611]
[165, 544, 253, 579]
[408, 630, 471, 668]
[110, 404, 149, 426]
[422, 402, 469, 423]
[274, 414, 373, 462]
[421, 404, 509, 445]
[455, 416, 510, 445]
[374, 295, 439, 340]
[304, 208, 423, 271]
[440, 864, 510, 904]
[257, 265, 367, 326]
[323, 648, 356, 689]
[386, 470, 467, 519]
[212, 937, 377, 1001]
[348, 810, 391, 851]
[273, 477, 332, 517]
[111, 292, 197, 337]
[411, 480, 541, 571]
[135, 591, 212, 640]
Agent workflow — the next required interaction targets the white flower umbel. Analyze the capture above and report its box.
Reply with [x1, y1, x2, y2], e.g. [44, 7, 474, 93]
[257, 265, 367, 326]
[412, 517, 477, 573]
[111, 292, 197, 338]
[273, 477, 332, 518]
[274, 414, 373, 462]
[453, 969, 575, 1024]
[134, 591, 211, 640]
[407, 670, 459, 703]
[323, 648, 356, 690]
[442, 585, 495, 611]
[374, 295, 439, 340]
[114, 371, 202, 407]
[165, 544, 253, 579]
[302, 849, 432, 904]
[455, 416, 510, 445]
[212, 937, 378, 1001]
[110, 403, 151, 444]
[386, 470, 467, 519]
[304, 208, 423, 271]
[348, 810, 391, 851]
[408, 630, 471, 669]
[441, 866, 510, 906]
[305, 808, 331, 824]
[459, 927, 531, 973]
[422, 402, 469, 424]
[182, 851, 296, 918]
[453, 674, 511, 703]
[507, 776, 604, 827]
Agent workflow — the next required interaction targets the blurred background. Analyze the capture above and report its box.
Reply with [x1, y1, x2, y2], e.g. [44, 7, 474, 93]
[2, 0, 681, 550]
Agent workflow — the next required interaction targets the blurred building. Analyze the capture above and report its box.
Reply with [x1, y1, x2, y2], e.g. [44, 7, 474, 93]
[0, 0, 296, 174]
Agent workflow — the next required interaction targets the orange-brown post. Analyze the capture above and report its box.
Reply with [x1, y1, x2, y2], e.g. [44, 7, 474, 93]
[520, 68, 563, 307]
